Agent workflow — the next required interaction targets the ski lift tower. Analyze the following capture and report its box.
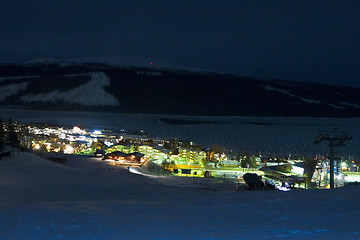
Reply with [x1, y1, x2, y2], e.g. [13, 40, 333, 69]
[313, 129, 352, 189]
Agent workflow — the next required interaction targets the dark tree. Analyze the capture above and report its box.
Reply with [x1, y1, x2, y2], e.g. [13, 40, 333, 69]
[90, 141, 105, 151]
[0, 116, 4, 150]
[7, 118, 20, 148]
[303, 157, 319, 189]
[39, 144, 48, 154]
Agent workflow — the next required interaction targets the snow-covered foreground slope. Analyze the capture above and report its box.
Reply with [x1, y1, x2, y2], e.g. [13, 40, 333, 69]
[0, 151, 359, 239]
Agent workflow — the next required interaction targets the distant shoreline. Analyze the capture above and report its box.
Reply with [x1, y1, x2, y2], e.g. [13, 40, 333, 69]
[159, 118, 224, 126]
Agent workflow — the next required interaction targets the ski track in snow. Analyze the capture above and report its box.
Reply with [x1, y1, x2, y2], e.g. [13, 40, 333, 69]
[21, 72, 119, 106]
[0, 75, 39, 83]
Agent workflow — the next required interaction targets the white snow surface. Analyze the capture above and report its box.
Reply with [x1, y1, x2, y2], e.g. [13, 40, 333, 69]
[20, 72, 119, 106]
[328, 103, 344, 109]
[262, 85, 350, 109]
[0, 151, 68, 169]
[262, 85, 295, 97]
[341, 101, 360, 108]
[0, 149, 360, 239]
[0, 82, 30, 101]
[0, 75, 39, 83]
[300, 97, 322, 104]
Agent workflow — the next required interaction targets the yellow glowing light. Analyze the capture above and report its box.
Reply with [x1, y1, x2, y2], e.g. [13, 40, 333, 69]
[64, 145, 74, 154]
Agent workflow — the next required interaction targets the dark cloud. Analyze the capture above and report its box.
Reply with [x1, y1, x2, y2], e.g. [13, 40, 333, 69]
[1, 0, 359, 86]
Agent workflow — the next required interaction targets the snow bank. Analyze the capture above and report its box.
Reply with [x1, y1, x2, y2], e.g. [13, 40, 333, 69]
[0, 151, 68, 169]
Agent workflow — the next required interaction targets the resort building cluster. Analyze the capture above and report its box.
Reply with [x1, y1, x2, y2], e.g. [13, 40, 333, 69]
[9, 122, 360, 188]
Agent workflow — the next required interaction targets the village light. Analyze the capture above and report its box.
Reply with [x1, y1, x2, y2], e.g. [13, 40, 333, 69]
[64, 145, 74, 154]
[291, 165, 304, 175]
[93, 130, 102, 135]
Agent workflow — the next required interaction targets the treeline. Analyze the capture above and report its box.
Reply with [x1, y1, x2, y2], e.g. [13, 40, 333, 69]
[0, 116, 28, 151]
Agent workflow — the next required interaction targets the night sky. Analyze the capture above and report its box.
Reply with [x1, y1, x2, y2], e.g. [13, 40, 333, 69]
[1, 0, 359, 87]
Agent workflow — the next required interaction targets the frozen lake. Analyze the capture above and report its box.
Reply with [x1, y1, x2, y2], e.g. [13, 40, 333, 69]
[1, 108, 360, 158]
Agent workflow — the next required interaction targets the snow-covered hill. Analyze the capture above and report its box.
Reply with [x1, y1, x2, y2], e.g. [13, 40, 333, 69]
[1, 59, 360, 117]
[24, 55, 222, 74]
